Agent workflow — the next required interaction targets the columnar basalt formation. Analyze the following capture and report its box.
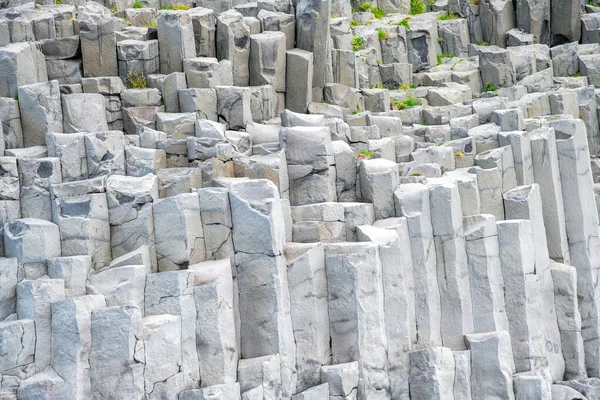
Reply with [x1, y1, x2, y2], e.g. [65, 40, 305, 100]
[4, 0, 600, 399]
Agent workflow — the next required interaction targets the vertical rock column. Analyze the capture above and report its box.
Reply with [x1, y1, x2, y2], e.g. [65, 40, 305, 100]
[157, 10, 196, 74]
[550, 262, 587, 380]
[152, 193, 205, 271]
[503, 184, 565, 381]
[216, 10, 250, 87]
[106, 174, 159, 272]
[394, 183, 442, 348]
[50, 177, 112, 271]
[428, 179, 474, 350]
[465, 331, 515, 400]
[280, 126, 336, 206]
[145, 270, 199, 389]
[90, 306, 145, 399]
[18, 158, 62, 222]
[286, 49, 313, 114]
[229, 179, 297, 398]
[17, 278, 65, 372]
[18, 80, 63, 147]
[552, 118, 600, 378]
[497, 220, 548, 373]
[356, 225, 415, 400]
[325, 242, 390, 399]
[51, 295, 106, 399]
[529, 126, 570, 264]
[77, 2, 118, 78]
[295, 0, 332, 100]
[190, 259, 238, 387]
[463, 214, 510, 334]
[284, 243, 331, 393]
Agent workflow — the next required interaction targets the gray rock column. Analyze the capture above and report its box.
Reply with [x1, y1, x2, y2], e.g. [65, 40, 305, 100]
[503, 184, 565, 381]
[358, 159, 399, 220]
[190, 7, 216, 58]
[18, 80, 63, 147]
[325, 243, 390, 399]
[90, 306, 144, 399]
[197, 187, 235, 263]
[465, 331, 515, 400]
[295, 0, 332, 96]
[229, 179, 297, 398]
[467, 166, 504, 220]
[0, 42, 48, 99]
[46, 133, 88, 182]
[550, 262, 587, 380]
[47, 256, 91, 298]
[5, 218, 61, 280]
[145, 270, 199, 389]
[498, 131, 534, 187]
[190, 260, 238, 387]
[84, 131, 126, 178]
[553, 118, 600, 378]
[285, 243, 331, 393]
[152, 193, 205, 271]
[551, 0, 580, 43]
[463, 214, 510, 334]
[50, 177, 112, 271]
[529, 127, 570, 263]
[249, 31, 286, 92]
[106, 174, 159, 271]
[408, 347, 455, 400]
[356, 225, 415, 400]
[286, 49, 313, 114]
[497, 220, 548, 373]
[394, 183, 442, 348]
[18, 158, 62, 222]
[0, 258, 18, 321]
[216, 10, 250, 87]
[157, 10, 196, 74]
[280, 126, 336, 206]
[428, 179, 474, 350]
[51, 295, 106, 399]
[78, 2, 118, 78]
[17, 278, 65, 372]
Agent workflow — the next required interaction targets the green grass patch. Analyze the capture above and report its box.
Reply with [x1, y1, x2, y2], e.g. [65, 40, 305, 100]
[378, 28, 389, 40]
[437, 12, 458, 20]
[126, 72, 149, 88]
[161, 3, 190, 10]
[483, 82, 497, 92]
[352, 36, 364, 51]
[410, 0, 425, 14]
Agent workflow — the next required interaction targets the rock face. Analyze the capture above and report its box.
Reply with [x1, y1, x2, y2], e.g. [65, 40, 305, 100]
[3, 0, 600, 399]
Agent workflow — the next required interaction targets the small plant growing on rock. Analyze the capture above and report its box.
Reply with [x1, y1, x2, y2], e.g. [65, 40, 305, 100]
[484, 82, 497, 92]
[455, 150, 465, 158]
[161, 3, 190, 10]
[133, 0, 143, 8]
[470, 0, 480, 4]
[352, 36, 364, 51]
[350, 19, 360, 26]
[436, 52, 455, 65]
[437, 12, 458, 20]
[378, 28, 389, 40]
[399, 82, 411, 91]
[398, 18, 410, 29]
[358, 3, 372, 11]
[356, 150, 373, 160]
[392, 95, 421, 110]
[126, 72, 149, 88]
[144, 19, 157, 28]
[371, 7, 384, 18]
[410, 172, 423, 176]
[410, 0, 425, 15]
